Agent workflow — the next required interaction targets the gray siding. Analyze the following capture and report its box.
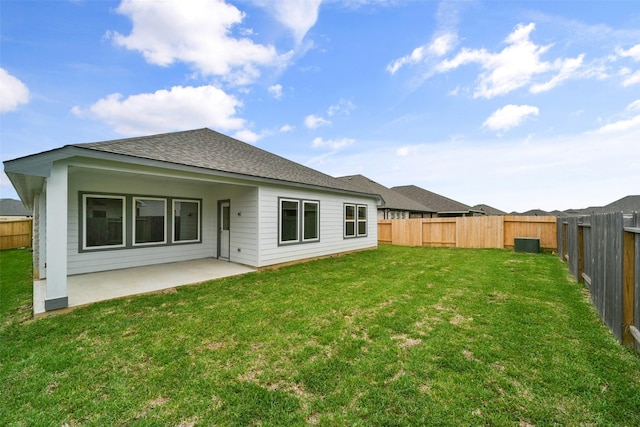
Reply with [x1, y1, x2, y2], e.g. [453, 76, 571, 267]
[257, 184, 378, 267]
[210, 183, 259, 267]
[67, 167, 218, 275]
[61, 160, 377, 274]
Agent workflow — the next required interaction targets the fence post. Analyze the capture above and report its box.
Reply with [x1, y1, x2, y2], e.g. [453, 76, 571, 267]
[562, 222, 568, 262]
[577, 222, 585, 284]
[623, 228, 636, 347]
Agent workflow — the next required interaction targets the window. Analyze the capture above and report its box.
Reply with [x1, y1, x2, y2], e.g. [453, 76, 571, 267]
[173, 199, 200, 243]
[80, 193, 201, 252]
[279, 198, 320, 244]
[280, 199, 299, 243]
[303, 201, 319, 241]
[344, 203, 367, 238]
[83, 195, 125, 249]
[133, 197, 167, 245]
[345, 204, 356, 237]
[358, 205, 367, 236]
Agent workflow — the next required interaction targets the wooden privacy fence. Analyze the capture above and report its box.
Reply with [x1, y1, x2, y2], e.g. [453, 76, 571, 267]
[378, 216, 557, 251]
[558, 212, 640, 351]
[0, 219, 33, 250]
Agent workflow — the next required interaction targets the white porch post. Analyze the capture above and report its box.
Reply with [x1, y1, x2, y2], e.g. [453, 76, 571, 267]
[44, 162, 68, 311]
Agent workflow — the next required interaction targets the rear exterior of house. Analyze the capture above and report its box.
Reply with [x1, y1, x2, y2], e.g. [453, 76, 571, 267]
[4, 129, 379, 313]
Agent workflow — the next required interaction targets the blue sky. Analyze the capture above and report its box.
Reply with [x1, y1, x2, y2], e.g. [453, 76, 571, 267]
[1, 0, 639, 212]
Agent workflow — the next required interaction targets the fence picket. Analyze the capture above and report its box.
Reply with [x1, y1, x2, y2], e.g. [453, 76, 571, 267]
[378, 216, 557, 251]
[0, 219, 33, 250]
[559, 212, 639, 351]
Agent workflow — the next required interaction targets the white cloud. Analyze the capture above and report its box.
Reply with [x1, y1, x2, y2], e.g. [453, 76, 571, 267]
[387, 46, 426, 75]
[233, 129, 261, 143]
[110, 0, 292, 85]
[72, 85, 245, 136]
[530, 54, 584, 93]
[327, 99, 355, 116]
[483, 104, 539, 133]
[268, 84, 283, 99]
[304, 114, 331, 129]
[434, 23, 587, 98]
[428, 33, 457, 56]
[616, 44, 640, 61]
[386, 33, 457, 75]
[0, 68, 29, 113]
[622, 70, 640, 86]
[589, 99, 640, 134]
[280, 124, 295, 132]
[265, 0, 322, 44]
[311, 137, 354, 150]
[628, 99, 640, 112]
[396, 146, 415, 157]
[593, 114, 640, 134]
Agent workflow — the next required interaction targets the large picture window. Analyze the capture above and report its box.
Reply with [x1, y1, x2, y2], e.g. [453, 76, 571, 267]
[83, 195, 126, 249]
[173, 199, 201, 243]
[344, 203, 367, 238]
[133, 197, 166, 245]
[279, 198, 320, 245]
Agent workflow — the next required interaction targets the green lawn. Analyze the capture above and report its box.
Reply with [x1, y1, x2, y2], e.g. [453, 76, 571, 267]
[1, 245, 639, 426]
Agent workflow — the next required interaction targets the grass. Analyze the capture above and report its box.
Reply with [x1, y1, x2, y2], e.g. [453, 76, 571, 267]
[1, 245, 639, 426]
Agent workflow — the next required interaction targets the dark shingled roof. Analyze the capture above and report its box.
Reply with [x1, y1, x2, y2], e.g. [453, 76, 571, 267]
[392, 185, 473, 214]
[72, 128, 366, 194]
[472, 204, 507, 216]
[603, 195, 640, 214]
[337, 175, 435, 213]
[0, 199, 32, 216]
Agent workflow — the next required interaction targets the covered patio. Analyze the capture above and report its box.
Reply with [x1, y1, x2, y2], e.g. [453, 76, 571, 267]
[34, 258, 256, 315]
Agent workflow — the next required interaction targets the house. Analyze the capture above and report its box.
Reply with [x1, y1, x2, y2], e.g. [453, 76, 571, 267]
[0, 198, 32, 220]
[4, 128, 380, 314]
[392, 185, 484, 217]
[337, 175, 436, 219]
[596, 195, 639, 214]
[471, 204, 506, 216]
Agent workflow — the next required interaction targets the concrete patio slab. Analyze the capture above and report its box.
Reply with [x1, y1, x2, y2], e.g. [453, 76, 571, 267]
[34, 258, 256, 315]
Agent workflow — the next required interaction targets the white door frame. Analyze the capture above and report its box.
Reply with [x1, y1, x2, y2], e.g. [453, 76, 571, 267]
[218, 200, 230, 260]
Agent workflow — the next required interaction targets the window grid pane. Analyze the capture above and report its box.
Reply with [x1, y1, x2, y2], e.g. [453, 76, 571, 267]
[303, 202, 319, 241]
[358, 205, 367, 236]
[174, 200, 200, 242]
[85, 196, 124, 248]
[281, 200, 299, 242]
[134, 198, 166, 245]
[344, 204, 356, 237]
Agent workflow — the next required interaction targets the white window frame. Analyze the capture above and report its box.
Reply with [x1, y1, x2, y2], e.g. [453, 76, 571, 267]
[302, 200, 320, 242]
[172, 199, 201, 244]
[82, 194, 126, 250]
[132, 196, 167, 246]
[279, 198, 320, 245]
[357, 205, 367, 237]
[279, 198, 300, 244]
[344, 203, 368, 238]
[344, 203, 356, 238]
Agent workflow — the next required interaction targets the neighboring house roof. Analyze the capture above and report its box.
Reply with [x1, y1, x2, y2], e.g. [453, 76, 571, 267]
[337, 175, 435, 214]
[4, 128, 380, 207]
[602, 195, 640, 213]
[472, 204, 506, 216]
[392, 185, 481, 215]
[517, 209, 552, 216]
[0, 198, 32, 216]
[560, 195, 640, 216]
